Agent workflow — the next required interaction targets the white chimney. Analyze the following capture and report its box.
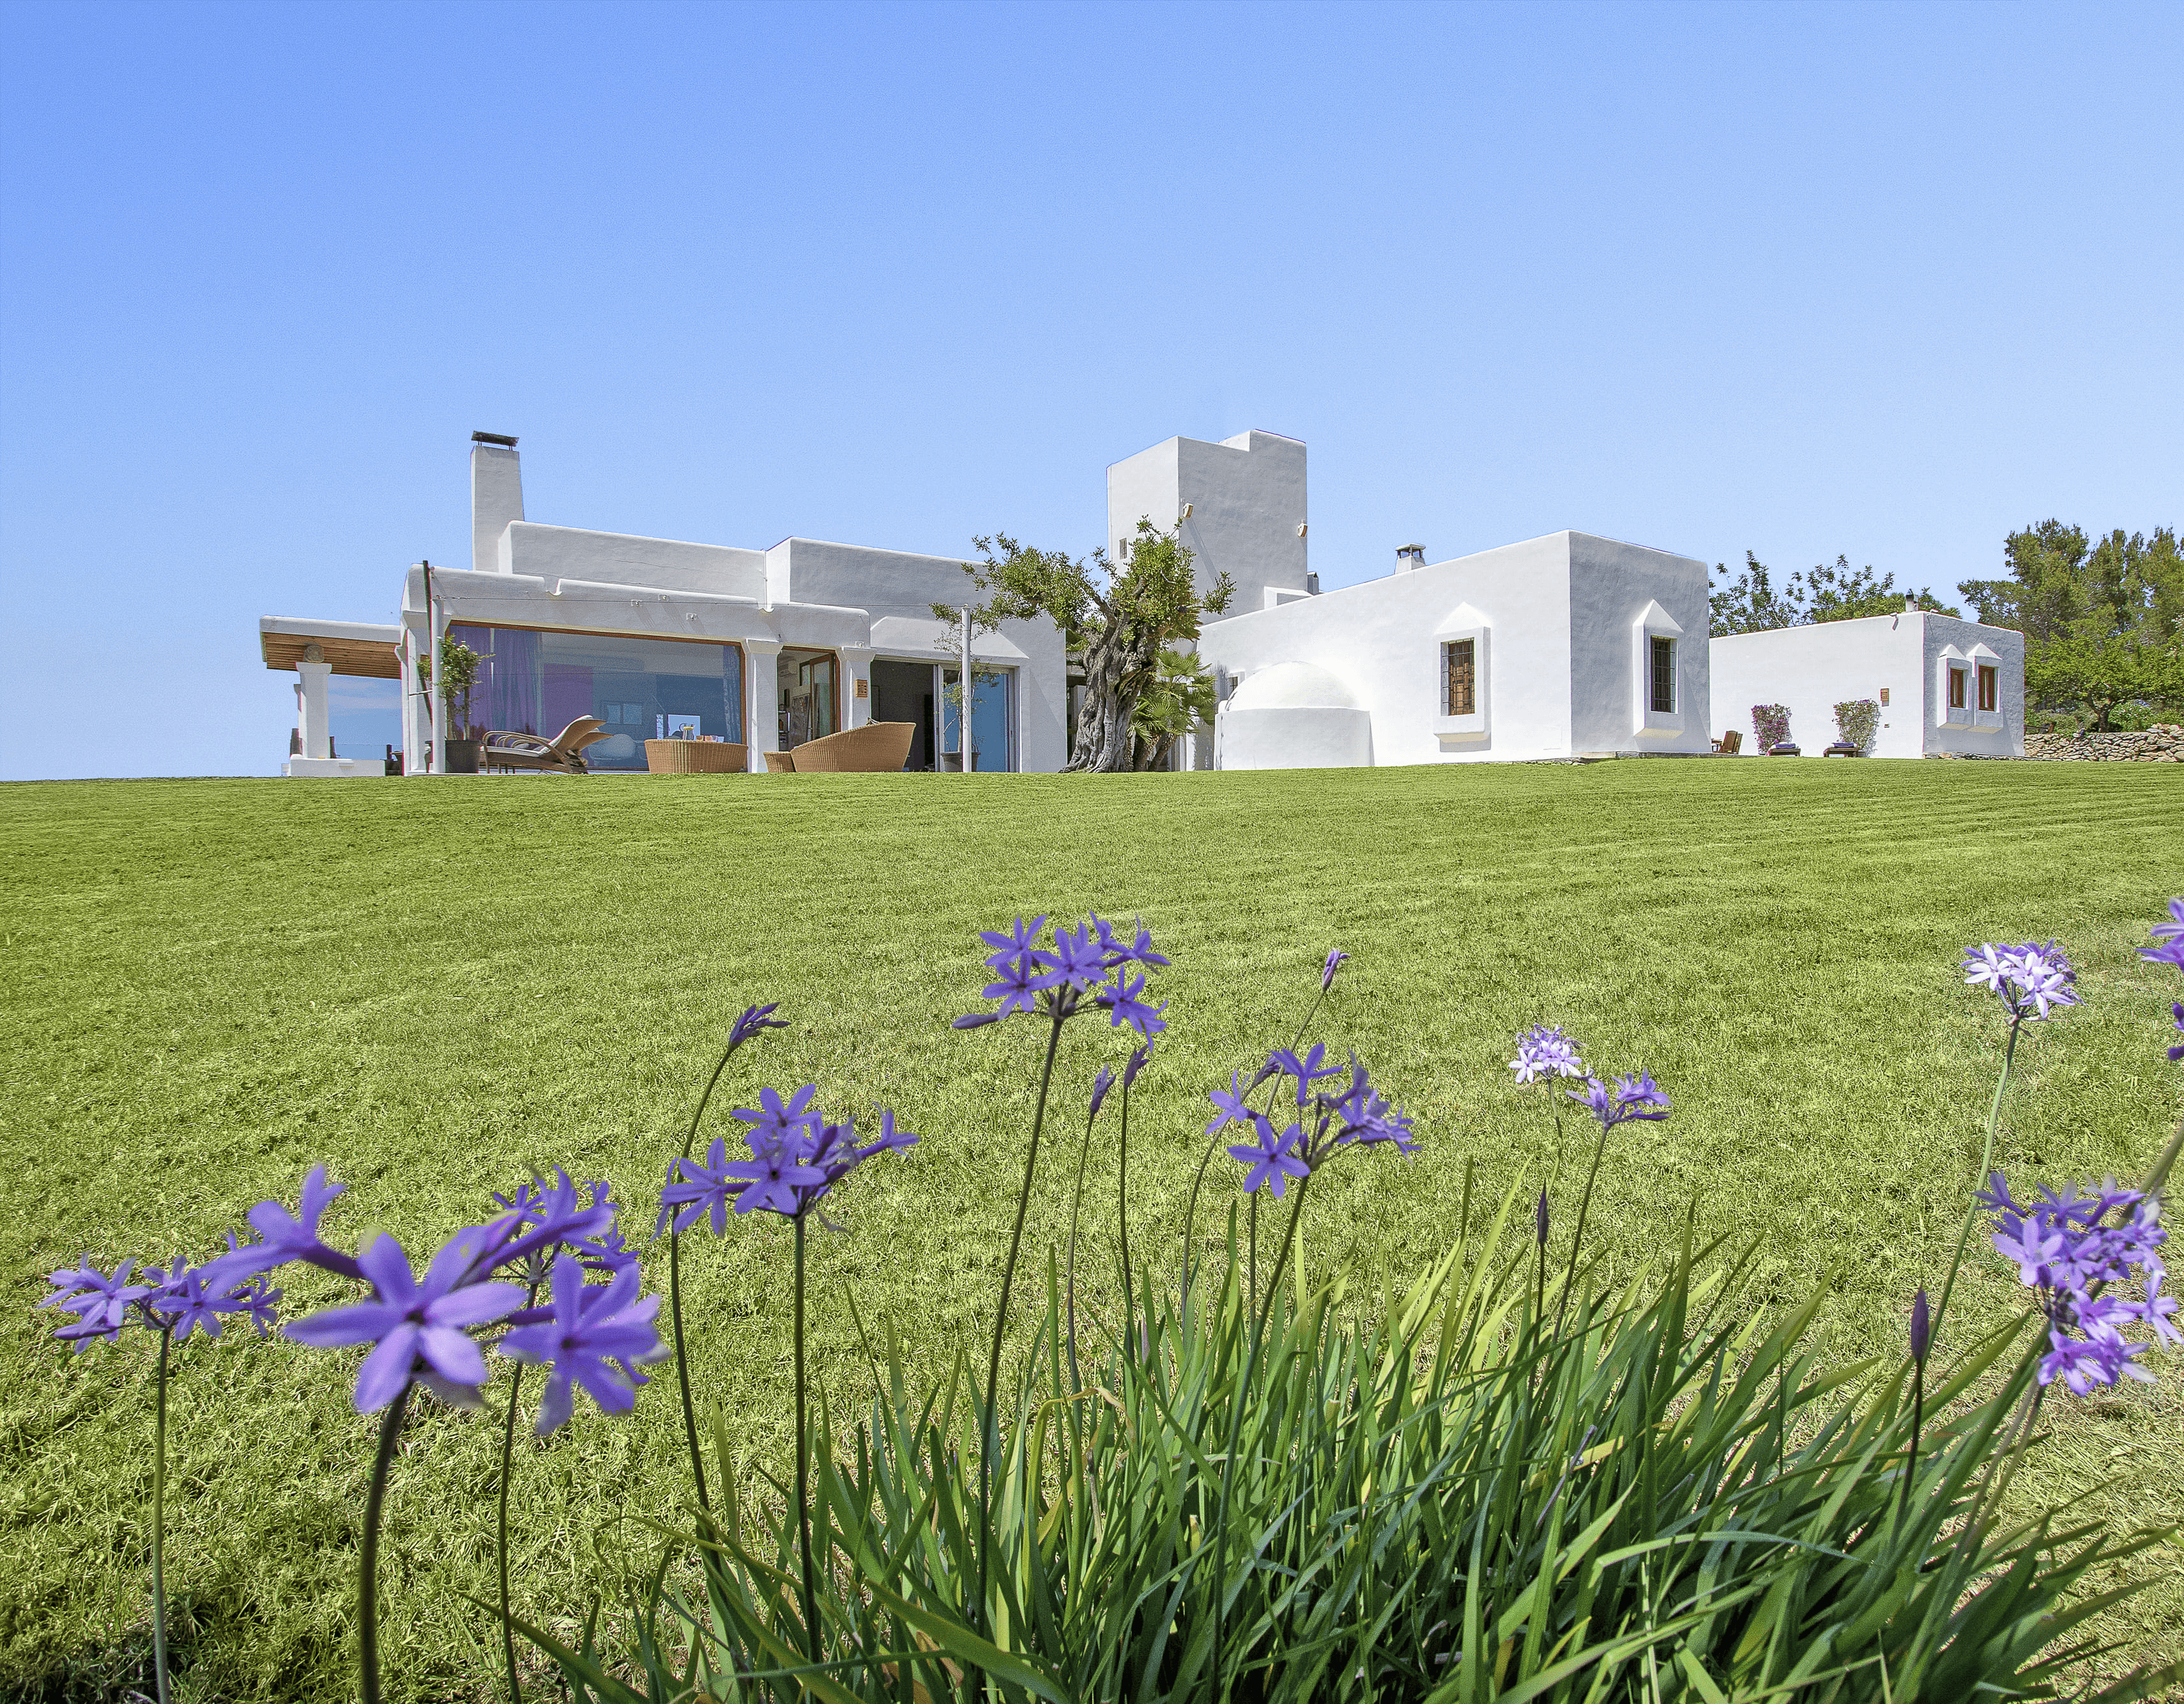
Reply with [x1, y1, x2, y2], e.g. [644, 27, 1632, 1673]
[1395, 544, 1426, 574]
[471, 432, 523, 574]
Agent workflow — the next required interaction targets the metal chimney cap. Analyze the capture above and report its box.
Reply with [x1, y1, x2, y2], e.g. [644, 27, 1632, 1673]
[471, 431, 519, 447]
[1397, 543, 1425, 555]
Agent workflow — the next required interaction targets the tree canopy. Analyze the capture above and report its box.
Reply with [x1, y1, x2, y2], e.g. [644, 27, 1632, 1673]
[1709, 552, 1957, 636]
[936, 521, 1233, 771]
[1958, 523, 2183, 726]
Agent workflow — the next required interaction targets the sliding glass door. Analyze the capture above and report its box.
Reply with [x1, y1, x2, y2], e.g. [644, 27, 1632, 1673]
[443, 624, 744, 769]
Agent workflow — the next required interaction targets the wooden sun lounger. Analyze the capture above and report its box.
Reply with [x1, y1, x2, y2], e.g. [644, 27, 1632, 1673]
[482, 717, 607, 774]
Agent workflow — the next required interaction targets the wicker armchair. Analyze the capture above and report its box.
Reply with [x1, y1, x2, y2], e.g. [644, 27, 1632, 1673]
[769, 722, 916, 774]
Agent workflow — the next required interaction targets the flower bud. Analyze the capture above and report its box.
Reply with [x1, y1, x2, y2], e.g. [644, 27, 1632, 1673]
[1909, 1287, 1931, 1365]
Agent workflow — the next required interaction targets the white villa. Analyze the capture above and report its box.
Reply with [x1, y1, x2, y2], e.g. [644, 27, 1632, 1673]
[259, 429, 2024, 774]
[1710, 612, 2026, 758]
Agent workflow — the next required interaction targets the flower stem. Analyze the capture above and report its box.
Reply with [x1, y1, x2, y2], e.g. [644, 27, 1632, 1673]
[1117, 1073, 1135, 1355]
[495, 1280, 540, 1704]
[670, 1034, 743, 1516]
[1934, 1017, 2021, 1348]
[978, 1003, 1064, 1636]
[1897, 1356, 1925, 1530]
[1212, 1174, 1312, 1702]
[149, 1323, 172, 1704]
[1553, 1117, 1610, 1339]
[359, 1381, 413, 1704]
[1064, 1100, 1099, 1393]
[1182, 982, 1329, 1304]
[793, 1216, 821, 1669]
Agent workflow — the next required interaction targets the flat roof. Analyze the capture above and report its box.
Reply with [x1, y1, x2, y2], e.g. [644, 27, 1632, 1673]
[259, 616, 404, 679]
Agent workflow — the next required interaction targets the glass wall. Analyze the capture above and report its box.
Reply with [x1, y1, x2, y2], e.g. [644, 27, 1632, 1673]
[940, 669, 1015, 771]
[445, 625, 744, 771]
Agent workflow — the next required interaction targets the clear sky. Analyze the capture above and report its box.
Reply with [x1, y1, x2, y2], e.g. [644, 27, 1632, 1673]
[1, 0, 2176, 779]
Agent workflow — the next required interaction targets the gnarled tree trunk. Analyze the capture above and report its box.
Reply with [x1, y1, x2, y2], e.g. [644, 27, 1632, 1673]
[1065, 606, 1162, 772]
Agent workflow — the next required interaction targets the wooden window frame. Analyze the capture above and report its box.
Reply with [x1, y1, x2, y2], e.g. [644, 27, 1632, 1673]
[1444, 638, 1477, 717]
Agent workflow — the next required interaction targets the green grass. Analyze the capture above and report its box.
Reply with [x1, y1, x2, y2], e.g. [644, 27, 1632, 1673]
[2, 760, 2180, 1701]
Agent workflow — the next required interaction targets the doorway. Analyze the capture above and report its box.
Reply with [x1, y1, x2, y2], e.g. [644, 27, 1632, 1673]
[871, 659, 936, 769]
[777, 649, 839, 752]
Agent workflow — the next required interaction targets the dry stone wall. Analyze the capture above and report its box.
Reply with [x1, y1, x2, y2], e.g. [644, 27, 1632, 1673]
[2022, 725, 2184, 763]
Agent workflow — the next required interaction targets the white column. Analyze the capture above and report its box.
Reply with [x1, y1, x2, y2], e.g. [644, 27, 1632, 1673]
[960, 611, 974, 773]
[298, 649, 333, 759]
[839, 645, 874, 729]
[744, 639, 782, 772]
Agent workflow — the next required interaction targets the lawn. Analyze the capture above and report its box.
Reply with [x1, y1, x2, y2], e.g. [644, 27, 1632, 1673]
[3, 758, 2180, 1701]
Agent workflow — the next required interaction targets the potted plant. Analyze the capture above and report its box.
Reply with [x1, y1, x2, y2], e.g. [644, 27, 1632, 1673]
[1829, 697, 1879, 756]
[436, 636, 484, 773]
[1752, 703, 1794, 755]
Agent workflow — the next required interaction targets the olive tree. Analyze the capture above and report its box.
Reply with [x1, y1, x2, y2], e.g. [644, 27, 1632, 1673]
[935, 520, 1233, 773]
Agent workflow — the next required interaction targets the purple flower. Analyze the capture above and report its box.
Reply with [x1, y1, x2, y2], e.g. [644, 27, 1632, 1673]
[1205, 1071, 1255, 1137]
[2170, 1001, 2184, 1064]
[730, 1002, 789, 1047]
[1122, 1044, 1152, 1091]
[42, 1257, 153, 1349]
[483, 1170, 616, 1281]
[1269, 1044, 1342, 1107]
[1983, 1169, 2173, 1397]
[1088, 1066, 1115, 1121]
[236, 1165, 363, 1282]
[722, 1143, 830, 1217]
[979, 915, 1050, 962]
[1963, 941, 2081, 1022]
[1228, 1116, 1311, 1198]
[284, 1231, 527, 1411]
[1908, 1288, 1930, 1364]
[1050, 923, 1110, 991]
[1096, 916, 1172, 972]
[972, 952, 1062, 1024]
[234, 1275, 282, 1336]
[1322, 949, 1348, 993]
[1096, 969, 1168, 1040]
[2142, 898, 2184, 968]
[657, 1137, 749, 1235]
[147, 1259, 247, 1344]
[1510, 1025, 1586, 1086]
[574, 1226, 639, 1277]
[1568, 1071, 1671, 1130]
[1323, 1056, 1418, 1154]
[734, 1084, 821, 1153]
[498, 1255, 664, 1436]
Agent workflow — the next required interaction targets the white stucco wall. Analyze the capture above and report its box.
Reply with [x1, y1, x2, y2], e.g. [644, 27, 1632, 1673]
[1108, 430, 1309, 617]
[1218, 662, 1373, 770]
[1202, 533, 1575, 764]
[499, 523, 768, 601]
[471, 444, 523, 574]
[1564, 535, 1714, 756]
[1707, 611, 2024, 758]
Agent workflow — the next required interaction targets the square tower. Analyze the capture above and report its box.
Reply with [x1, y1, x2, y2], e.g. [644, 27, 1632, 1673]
[1106, 430, 1310, 617]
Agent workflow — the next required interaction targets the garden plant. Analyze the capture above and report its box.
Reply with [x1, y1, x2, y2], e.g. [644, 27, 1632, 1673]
[36, 896, 2184, 1702]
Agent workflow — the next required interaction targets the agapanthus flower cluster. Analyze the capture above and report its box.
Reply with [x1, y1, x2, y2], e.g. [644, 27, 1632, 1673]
[658, 1087, 919, 1231]
[254, 1166, 661, 1433]
[42, 1250, 281, 1351]
[1963, 940, 2081, 1023]
[1509, 1025, 1587, 1086]
[1210, 1045, 1418, 1196]
[953, 913, 1171, 1040]
[1567, 1070, 1671, 1131]
[1980, 1172, 2178, 1395]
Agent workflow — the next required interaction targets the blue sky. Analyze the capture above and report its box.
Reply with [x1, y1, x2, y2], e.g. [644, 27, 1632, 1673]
[2, 0, 2176, 778]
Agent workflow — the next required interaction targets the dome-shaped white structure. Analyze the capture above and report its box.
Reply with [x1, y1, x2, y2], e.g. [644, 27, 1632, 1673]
[1218, 661, 1373, 770]
[1226, 661, 1366, 712]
